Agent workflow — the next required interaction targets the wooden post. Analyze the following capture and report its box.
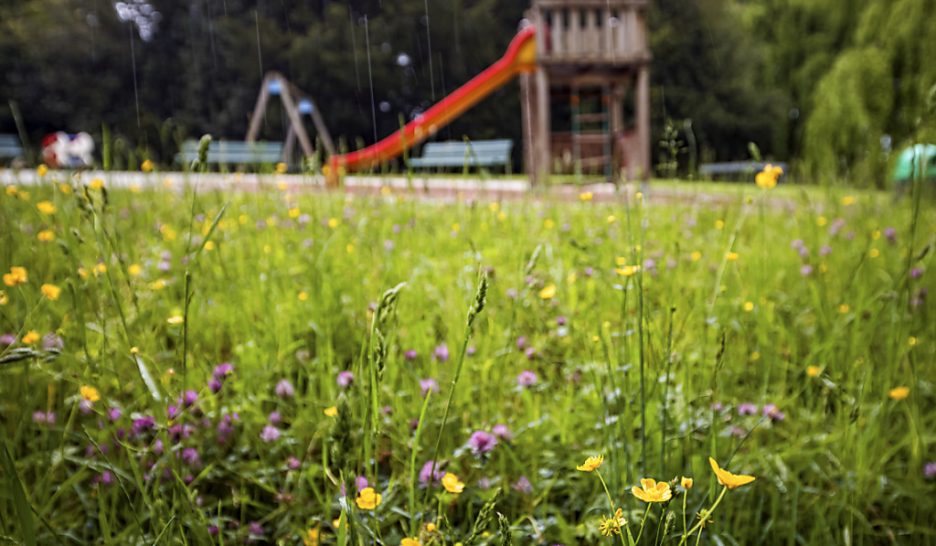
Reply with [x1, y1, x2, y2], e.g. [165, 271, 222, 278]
[246, 73, 273, 143]
[636, 64, 650, 180]
[534, 67, 551, 184]
[520, 73, 535, 179]
[278, 83, 316, 161]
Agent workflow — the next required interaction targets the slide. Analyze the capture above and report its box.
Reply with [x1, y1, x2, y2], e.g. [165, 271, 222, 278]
[325, 26, 536, 182]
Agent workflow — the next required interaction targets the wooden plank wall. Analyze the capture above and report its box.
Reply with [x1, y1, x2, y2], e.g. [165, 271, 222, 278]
[537, 1, 648, 61]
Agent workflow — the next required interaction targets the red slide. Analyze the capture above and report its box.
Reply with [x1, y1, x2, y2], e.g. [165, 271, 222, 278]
[325, 26, 536, 183]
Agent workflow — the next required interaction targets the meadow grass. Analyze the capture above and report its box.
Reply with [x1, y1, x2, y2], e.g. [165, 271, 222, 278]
[0, 172, 933, 545]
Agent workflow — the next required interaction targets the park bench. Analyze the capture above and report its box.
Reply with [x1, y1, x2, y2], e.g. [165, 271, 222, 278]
[0, 134, 24, 164]
[176, 140, 284, 170]
[409, 139, 513, 173]
[699, 161, 788, 180]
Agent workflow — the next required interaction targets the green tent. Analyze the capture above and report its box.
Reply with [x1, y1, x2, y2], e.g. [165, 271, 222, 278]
[892, 144, 936, 183]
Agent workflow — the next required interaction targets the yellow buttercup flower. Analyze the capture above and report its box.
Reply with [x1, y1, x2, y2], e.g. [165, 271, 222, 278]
[743, 301, 754, 312]
[888, 386, 909, 401]
[275, 162, 288, 174]
[690, 251, 702, 262]
[141, 159, 155, 173]
[166, 315, 184, 325]
[327, 218, 340, 229]
[714, 219, 725, 230]
[323, 405, 338, 417]
[3, 266, 28, 286]
[288, 207, 301, 219]
[615, 265, 640, 277]
[37, 229, 55, 242]
[128, 264, 142, 277]
[577, 455, 604, 472]
[37, 164, 49, 177]
[599, 508, 625, 536]
[631, 478, 672, 503]
[579, 191, 593, 202]
[93, 262, 107, 276]
[355, 487, 382, 510]
[41, 283, 61, 301]
[401, 538, 422, 546]
[681, 476, 693, 489]
[841, 195, 856, 206]
[298, 291, 309, 301]
[538, 284, 556, 300]
[0, 290, 7, 305]
[441, 472, 465, 494]
[708, 457, 755, 490]
[838, 304, 850, 314]
[726, 251, 739, 261]
[89, 178, 105, 190]
[754, 164, 783, 190]
[806, 365, 821, 378]
[303, 527, 321, 546]
[36, 201, 56, 215]
[22, 330, 40, 344]
[424, 522, 437, 533]
[80, 385, 101, 402]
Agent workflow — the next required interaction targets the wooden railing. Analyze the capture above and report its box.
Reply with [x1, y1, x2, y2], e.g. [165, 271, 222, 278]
[532, 0, 649, 63]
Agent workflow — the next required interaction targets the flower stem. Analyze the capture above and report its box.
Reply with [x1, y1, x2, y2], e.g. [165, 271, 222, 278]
[679, 486, 727, 545]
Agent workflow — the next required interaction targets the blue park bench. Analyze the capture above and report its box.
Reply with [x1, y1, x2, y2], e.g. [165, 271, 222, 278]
[409, 139, 513, 173]
[699, 161, 789, 180]
[0, 134, 24, 165]
[176, 139, 284, 170]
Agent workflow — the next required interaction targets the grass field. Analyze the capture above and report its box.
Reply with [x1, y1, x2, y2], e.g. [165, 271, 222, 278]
[0, 172, 933, 545]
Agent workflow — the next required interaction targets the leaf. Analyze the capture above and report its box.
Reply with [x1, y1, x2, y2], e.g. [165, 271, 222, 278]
[1, 437, 36, 546]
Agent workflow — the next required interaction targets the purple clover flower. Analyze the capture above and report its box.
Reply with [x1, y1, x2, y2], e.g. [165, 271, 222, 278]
[884, 227, 896, 243]
[738, 403, 758, 416]
[355, 475, 369, 492]
[212, 362, 234, 380]
[336, 370, 354, 388]
[492, 424, 512, 441]
[108, 407, 122, 422]
[42, 333, 64, 351]
[180, 390, 198, 408]
[800, 264, 813, 277]
[419, 460, 444, 487]
[287, 456, 301, 470]
[468, 430, 498, 455]
[420, 378, 440, 397]
[925, 462, 936, 479]
[434, 343, 450, 363]
[516, 336, 527, 350]
[268, 411, 282, 425]
[819, 245, 832, 257]
[763, 404, 785, 421]
[132, 416, 156, 436]
[404, 349, 418, 361]
[517, 370, 538, 388]
[512, 475, 533, 494]
[275, 379, 295, 398]
[260, 425, 281, 443]
[181, 447, 200, 466]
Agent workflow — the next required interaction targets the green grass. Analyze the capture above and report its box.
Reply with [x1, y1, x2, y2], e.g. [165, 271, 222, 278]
[0, 174, 933, 545]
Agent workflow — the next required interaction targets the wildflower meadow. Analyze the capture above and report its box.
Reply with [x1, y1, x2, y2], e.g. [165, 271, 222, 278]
[0, 171, 933, 545]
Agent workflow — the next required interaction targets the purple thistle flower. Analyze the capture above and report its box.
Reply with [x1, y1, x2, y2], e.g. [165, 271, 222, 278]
[275, 379, 295, 398]
[208, 378, 223, 393]
[800, 264, 813, 277]
[763, 404, 785, 422]
[517, 370, 538, 388]
[248, 522, 265, 536]
[737, 403, 758, 416]
[336, 371, 354, 388]
[355, 475, 369, 492]
[419, 460, 444, 487]
[98, 470, 115, 486]
[434, 343, 450, 363]
[524, 347, 537, 360]
[711, 402, 724, 412]
[151, 439, 164, 455]
[925, 462, 936, 479]
[512, 475, 533, 494]
[884, 227, 896, 243]
[181, 447, 200, 466]
[910, 267, 924, 280]
[268, 411, 282, 425]
[0, 333, 15, 346]
[819, 245, 832, 257]
[516, 336, 527, 350]
[584, 266, 595, 277]
[287, 456, 301, 470]
[556, 315, 567, 326]
[643, 258, 657, 271]
[180, 390, 198, 408]
[492, 424, 513, 441]
[790, 239, 804, 250]
[260, 425, 281, 443]
[797, 246, 809, 259]
[212, 362, 234, 380]
[420, 378, 440, 397]
[167, 405, 180, 420]
[42, 333, 64, 351]
[168, 424, 195, 442]
[132, 415, 156, 436]
[468, 430, 498, 455]
[404, 349, 418, 361]
[78, 399, 93, 415]
[32, 411, 48, 425]
[466, 345, 477, 356]
[108, 407, 122, 422]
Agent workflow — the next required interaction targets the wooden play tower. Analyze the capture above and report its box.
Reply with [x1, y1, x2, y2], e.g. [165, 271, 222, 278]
[522, 0, 651, 183]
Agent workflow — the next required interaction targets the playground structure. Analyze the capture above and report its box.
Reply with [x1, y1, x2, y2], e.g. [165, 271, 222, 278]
[246, 72, 335, 165]
[311, 1, 651, 185]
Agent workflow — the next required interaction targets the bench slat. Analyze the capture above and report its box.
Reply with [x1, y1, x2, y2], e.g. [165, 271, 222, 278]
[412, 139, 512, 170]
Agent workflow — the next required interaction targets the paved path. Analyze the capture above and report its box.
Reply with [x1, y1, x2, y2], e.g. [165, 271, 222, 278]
[0, 168, 791, 208]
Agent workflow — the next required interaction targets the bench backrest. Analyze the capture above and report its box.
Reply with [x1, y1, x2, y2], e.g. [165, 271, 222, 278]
[699, 161, 789, 176]
[0, 134, 23, 158]
[178, 140, 283, 164]
[414, 139, 513, 166]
